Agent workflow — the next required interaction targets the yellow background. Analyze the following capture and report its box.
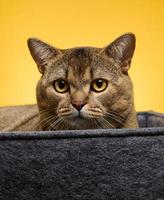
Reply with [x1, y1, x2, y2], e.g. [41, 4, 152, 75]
[0, 0, 164, 112]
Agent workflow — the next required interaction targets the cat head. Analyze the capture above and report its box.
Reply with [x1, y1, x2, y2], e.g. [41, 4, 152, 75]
[28, 33, 136, 130]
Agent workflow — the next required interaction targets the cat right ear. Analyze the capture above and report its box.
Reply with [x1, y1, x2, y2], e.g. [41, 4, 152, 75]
[100, 33, 136, 74]
[27, 38, 62, 74]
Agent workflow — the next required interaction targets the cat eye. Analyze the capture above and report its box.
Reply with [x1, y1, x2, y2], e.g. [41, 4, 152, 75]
[91, 79, 108, 92]
[53, 79, 69, 93]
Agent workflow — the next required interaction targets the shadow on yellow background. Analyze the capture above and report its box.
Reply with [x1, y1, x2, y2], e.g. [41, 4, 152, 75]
[0, 0, 164, 112]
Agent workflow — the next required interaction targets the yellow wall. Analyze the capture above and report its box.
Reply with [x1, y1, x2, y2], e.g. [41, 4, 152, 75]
[0, 0, 164, 112]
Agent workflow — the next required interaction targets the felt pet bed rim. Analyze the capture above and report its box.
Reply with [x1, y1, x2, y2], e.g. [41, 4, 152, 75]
[0, 127, 164, 140]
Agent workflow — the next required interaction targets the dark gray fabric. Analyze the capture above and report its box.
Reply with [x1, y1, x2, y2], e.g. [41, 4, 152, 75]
[0, 112, 164, 200]
[138, 111, 164, 128]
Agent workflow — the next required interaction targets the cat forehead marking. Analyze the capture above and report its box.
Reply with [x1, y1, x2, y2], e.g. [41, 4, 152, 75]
[66, 48, 92, 82]
[67, 63, 91, 89]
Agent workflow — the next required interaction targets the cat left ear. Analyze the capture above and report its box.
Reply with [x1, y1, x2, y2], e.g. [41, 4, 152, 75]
[101, 33, 136, 74]
[27, 38, 62, 74]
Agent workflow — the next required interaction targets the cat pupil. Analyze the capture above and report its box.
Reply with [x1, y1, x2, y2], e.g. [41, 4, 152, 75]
[96, 80, 103, 88]
[59, 80, 65, 89]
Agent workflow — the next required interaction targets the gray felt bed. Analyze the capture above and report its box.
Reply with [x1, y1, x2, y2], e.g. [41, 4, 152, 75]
[0, 111, 164, 200]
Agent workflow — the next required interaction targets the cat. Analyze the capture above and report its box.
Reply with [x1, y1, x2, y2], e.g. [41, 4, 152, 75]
[0, 33, 139, 131]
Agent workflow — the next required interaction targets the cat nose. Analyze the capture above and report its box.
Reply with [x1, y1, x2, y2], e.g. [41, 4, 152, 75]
[72, 101, 86, 111]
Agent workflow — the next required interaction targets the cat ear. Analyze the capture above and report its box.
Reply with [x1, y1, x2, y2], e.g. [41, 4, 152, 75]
[27, 38, 62, 74]
[101, 33, 135, 74]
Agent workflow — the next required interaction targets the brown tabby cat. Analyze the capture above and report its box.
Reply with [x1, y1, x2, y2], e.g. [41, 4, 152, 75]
[0, 33, 138, 131]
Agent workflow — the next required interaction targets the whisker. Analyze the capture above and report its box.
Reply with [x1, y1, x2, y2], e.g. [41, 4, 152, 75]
[92, 118, 100, 129]
[105, 111, 125, 127]
[107, 110, 125, 120]
[106, 112, 124, 122]
[101, 117, 115, 129]
[38, 107, 55, 114]
[58, 119, 65, 129]
[34, 113, 57, 130]
[97, 118, 106, 129]
[54, 118, 65, 130]
[47, 117, 62, 131]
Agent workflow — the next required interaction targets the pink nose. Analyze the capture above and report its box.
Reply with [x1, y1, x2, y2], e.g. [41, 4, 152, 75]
[72, 102, 86, 111]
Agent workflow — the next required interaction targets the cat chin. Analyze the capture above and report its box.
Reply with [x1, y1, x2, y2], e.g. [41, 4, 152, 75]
[63, 113, 99, 129]
[68, 118, 94, 129]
